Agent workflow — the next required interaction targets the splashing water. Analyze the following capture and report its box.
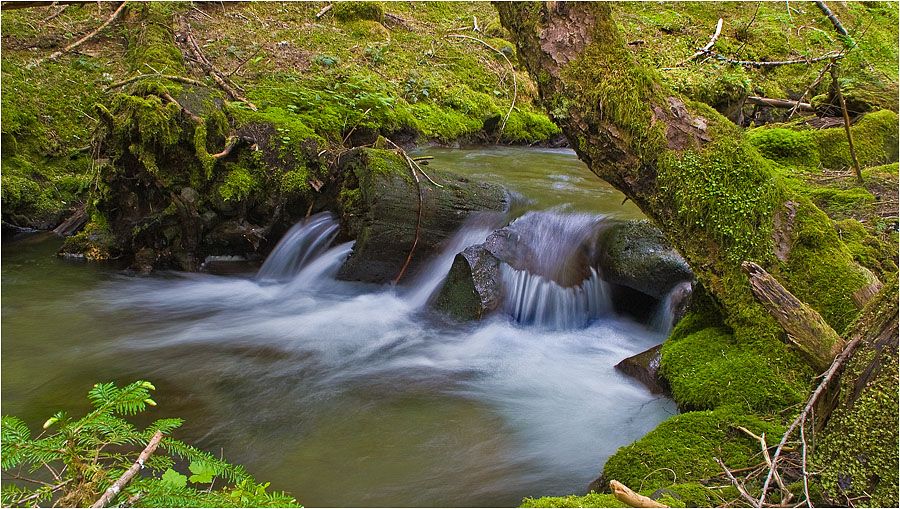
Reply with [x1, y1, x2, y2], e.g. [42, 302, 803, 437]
[501, 265, 611, 329]
[256, 212, 340, 283]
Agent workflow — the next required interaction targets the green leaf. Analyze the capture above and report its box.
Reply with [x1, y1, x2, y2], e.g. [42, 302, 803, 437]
[188, 460, 216, 484]
[161, 468, 187, 488]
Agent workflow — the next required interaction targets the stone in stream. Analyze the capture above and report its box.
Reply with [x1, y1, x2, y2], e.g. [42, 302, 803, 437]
[335, 147, 509, 284]
[614, 344, 670, 395]
[432, 245, 503, 320]
[595, 220, 693, 300]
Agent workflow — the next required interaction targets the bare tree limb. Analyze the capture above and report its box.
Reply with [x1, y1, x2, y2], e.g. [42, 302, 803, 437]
[758, 336, 862, 506]
[30, 1, 128, 68]
[735, 426, 792, 504]
[830, 62, 863, 184]
[315, 4, 332, 18]
[747, 96, 814, 111]
[789, 61, 833, 119]
[702, 49, 843, 68]
[814, 1, 855, 48]
[91, 430, 164, 508]
[609, 480, 668, 508]
[714, 457, 761, 508]
[675, 18, 723, 67]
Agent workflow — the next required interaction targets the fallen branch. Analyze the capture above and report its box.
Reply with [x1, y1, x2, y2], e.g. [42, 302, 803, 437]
[830, 62, 863, 184]
[341, 108, 372, 147]
[742, 261, 844, 372]
[702, 49, 843, 68]
[714, 457, 761, 508]
[184, 26, 257, 111]
[42, 4, 69, 22]
[448, 34, 517, 143]
[107, 73, 212, 90]
[383, 138, 444, 189]
[390, 141, 424, 286]
[315, 4, 332, 19]
[757, 336, 862, 507]
[30, 1, 128, 68]
[735, 426, 792, 504]
[609, 480, 668, 508]
[814, 1, 855, 48]
[789, 61, 833, 119]
[91, 430, 164, 508]
[747, 96, 814, 112]
[161, 92, 201, 124]
[675, 18, 723, 67]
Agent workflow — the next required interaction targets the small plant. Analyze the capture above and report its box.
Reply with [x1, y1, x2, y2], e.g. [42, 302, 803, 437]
[1, 381, 300, 508]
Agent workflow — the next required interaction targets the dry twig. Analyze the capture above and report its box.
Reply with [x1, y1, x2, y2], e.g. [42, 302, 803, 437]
[675, 18, 723, 67]
[715, 457, 761, 508]
[91, 430, 164, 508]
[30, 1, 128, 68]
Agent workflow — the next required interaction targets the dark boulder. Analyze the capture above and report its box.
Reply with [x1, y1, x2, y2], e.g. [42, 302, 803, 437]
[433, 245, 503, 320]
[596, 220, 693, 299]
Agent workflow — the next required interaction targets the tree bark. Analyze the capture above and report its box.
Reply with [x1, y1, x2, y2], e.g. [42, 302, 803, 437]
[496, 2, 871, 355]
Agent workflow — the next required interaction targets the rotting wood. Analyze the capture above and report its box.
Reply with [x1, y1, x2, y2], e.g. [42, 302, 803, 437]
[742, 261, 844, 372]
[29, 1, 127, 68]
[830, 62, 863, 183]
[851, 281, 883, 309]
[746, 96, 814, 111]
[609, 480, 668, 508]
[91, 430, 164, 508]
[447, 34, 517, 143]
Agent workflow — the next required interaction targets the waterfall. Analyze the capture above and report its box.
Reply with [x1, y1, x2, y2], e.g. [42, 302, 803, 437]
[501, 264, 611, 329]
[650, 281, 693, 335]
[257, 212, 340, 283]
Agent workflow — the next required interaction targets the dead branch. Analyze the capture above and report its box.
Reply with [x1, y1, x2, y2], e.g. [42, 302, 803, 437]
[830, 63, 863, 183]
[675, 18, 723, 67]
[341, 108, 372, 147]
[757, 336, 862, 507]
[448, 34, 517, 143]
[107, 73, 212, 90]
[742, 261, 844, 372]
[389, 139, 424, 286]
[161, 92, 202, 124]
[609, 480, 668, 508]
[315, 3, 332, 18]
[184, 26, 257, 111]
[30, 1, 127, 68]
[714, 457, 761, 508]
[746, 96, 814, 112]
[789, 62, 833, 119]
[383, 137, 444, 189]
[800, 421, 812, 508]
[702, 50, 843, 68]
[814, 1, 855, 47]
[735, 426, 792, 504]
[42, 4, 69, 22]
[91, 430, 164, 508]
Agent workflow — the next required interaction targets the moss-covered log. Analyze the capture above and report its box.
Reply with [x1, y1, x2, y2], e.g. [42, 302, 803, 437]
[335, 147, 508, 284]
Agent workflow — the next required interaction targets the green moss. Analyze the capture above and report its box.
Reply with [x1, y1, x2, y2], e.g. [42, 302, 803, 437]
[782, 198, 875, 333]
[807, 187, 876, 220]
[218, 165, 260, 202]
[817, 110, 899, 169]
[748, 128, 820, 168]
[280, 166, 310, 194]
[333, 1, 384, 23]
[520, 492, 627, 508]
[193, 124, 216, 178]
[835, 218, 898, 276]
[661, 324, 806, 412]
[602, 405, 782, 496]
[501, 110, 561, 143]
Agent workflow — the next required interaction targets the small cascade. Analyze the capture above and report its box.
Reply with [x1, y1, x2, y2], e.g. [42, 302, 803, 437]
[501, 264, 611, 329]
[257, 212, 340, 283]
[282, 241, 355, 291]
[650, 281, 693, 335]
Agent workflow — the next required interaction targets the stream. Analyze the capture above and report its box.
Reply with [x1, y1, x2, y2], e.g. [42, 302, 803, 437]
[2, 147, 677, 507]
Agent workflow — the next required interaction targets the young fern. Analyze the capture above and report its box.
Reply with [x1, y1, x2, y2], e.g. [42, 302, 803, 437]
[1, 381, 301, 508]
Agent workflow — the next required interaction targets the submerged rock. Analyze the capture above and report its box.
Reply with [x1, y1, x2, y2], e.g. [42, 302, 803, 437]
[335, 148, 509, 284]
[433, 245, 503, 320]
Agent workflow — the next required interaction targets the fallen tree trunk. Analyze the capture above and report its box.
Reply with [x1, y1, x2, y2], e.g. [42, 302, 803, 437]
[746, 96, 814, 111]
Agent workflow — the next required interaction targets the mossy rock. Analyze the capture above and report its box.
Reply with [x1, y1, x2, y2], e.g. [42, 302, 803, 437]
[333, 1, 384, 23]
[433, 245, 503, 320]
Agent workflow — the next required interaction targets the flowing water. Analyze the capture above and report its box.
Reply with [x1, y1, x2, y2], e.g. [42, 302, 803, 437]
[2, 147, 677, 507]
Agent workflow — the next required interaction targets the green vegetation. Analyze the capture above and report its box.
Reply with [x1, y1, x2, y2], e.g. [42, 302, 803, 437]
[1, 381, 300, 508]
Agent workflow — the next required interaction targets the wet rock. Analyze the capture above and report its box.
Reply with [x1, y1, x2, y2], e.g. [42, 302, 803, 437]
[335, 148, 508, 284]
[433, 245, 503, 320]
[615, 344, 670, 395]
[596, 220, 693, 299]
